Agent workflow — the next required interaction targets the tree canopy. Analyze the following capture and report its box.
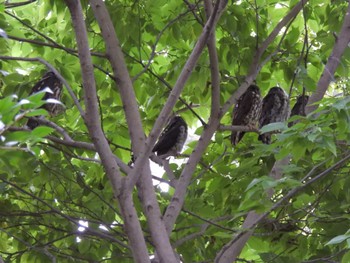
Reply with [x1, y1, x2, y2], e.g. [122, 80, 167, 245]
[1, 0, 350, 262]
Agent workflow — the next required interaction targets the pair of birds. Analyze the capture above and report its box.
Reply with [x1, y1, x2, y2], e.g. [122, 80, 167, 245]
[231, 85, 309, 145]
[27, 71, 188, 159]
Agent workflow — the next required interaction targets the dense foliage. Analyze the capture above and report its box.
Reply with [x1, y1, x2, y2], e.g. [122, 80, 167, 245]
[1, 0, 350, 262]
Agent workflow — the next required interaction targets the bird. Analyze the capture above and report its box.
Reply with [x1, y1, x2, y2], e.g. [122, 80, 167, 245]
[152, 116, 188, 158]
[258, 87, 290, 144]
[26, 71, 63, 129]
[231, 84, 262, 145]
[288, 94, 309, 127]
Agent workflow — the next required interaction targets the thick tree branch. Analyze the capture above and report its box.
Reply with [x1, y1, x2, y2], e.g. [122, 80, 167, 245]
[64, 0, 122, 199]
[89, 0, 144, 153]
[64, 1, 150, 262]
[89, 1, 178, 261]
[96, 0, 228, 258]
[219, 125, 259, 133]
[306, 2, 350, 114]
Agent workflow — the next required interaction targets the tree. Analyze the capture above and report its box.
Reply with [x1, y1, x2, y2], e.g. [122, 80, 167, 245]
[1, 0, 350, 262]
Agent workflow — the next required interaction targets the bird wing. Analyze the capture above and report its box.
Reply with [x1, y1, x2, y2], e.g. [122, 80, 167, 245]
[152, 118, 182, 154]
[29, 72, 63, 115]
[291, 95, 308, 117]
[260, 92, 281, 126]
[232, 91, 256, 125]
[30, 72, 62, 100]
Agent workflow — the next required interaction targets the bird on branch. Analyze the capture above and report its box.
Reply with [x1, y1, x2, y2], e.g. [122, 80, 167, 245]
[288, 94, 309, 127]
[26, 71, 63, 129]
[258, 87, 290, 144]
[231, 84, 262, 145]
[152, 116, 188, 159]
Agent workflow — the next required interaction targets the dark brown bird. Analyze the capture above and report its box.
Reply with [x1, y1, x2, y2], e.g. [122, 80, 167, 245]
[288, 95, 309, 127]
[27, 72, 63, 129]
[258, 87, 290, 144]
[152, 116, 188, 158]
[231, 84, 262, 145]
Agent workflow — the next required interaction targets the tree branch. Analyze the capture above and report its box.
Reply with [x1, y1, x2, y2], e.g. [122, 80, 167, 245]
[132, 9, 193, 82]
[204, 0, 221, 119]
[27, 117, 74, 142]
[219, 125, 259, 133]
[5, 0, 36, 8]
[5, 11, 114, 78]
[173, 216, 230, 248]
[64, 1, 149, 262]
[306, 1, 350, 114]
[89, 1, 178, 261]
[6, 34, 106, 58]
[89, 0, 145, 156]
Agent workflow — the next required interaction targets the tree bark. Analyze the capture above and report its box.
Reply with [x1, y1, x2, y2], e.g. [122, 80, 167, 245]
[89, 1, 178, 261]
[306, 1, 350, 114]
[64, 1, 150, 261]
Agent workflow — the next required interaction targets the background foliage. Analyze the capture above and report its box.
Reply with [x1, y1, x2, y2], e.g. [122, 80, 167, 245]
[1, 0, 350, 262]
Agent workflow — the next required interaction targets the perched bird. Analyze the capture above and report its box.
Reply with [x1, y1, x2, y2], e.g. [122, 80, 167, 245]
[258, 87, 290, 144]
[27, 71, 63, 129]
[231, 84, 262, 145]
[152, 116, 188, 158]
[288, 95, 309, 127]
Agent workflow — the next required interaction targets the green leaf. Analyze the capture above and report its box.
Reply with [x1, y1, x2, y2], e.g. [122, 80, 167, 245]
[332, 97, 350, 111]
[259, 122, 287, 134]
[31, 126, 55, 137]
[25, 109, 49, 117]
[323, 136, 337, 156]
[342, 251, 350, 262]
[326, 234, 350, 246]
[78, 239, 91, 254]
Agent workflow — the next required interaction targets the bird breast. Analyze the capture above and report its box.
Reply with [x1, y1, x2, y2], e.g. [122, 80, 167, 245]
[175, 126, 187, 152]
